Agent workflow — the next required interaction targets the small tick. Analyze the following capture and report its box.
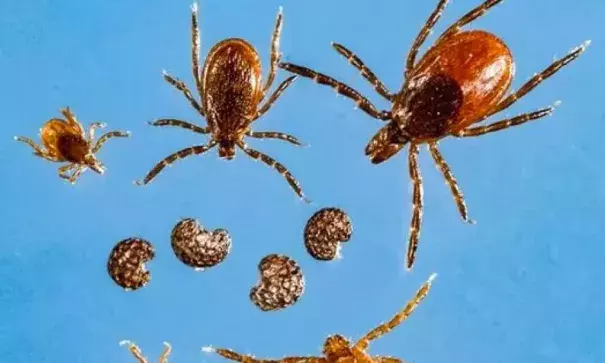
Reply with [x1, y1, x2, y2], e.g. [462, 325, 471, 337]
[279, 0, 589, 269]
[137, 3, 308, 202]
[204, 273, 436, 363]
[15, 107, 129, 184]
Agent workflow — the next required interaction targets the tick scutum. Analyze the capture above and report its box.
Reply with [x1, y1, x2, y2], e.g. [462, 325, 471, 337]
[56, 133, 89, 163]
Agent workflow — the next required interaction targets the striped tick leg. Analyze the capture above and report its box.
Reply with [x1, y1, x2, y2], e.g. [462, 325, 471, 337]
[406, 143, 423, 270]
[278, 62, 391, 121]
[204, 346, 326, 363]
[237, 141, 310, 203]
[148, 119, 210, 134]
[135, 141, 217, 185]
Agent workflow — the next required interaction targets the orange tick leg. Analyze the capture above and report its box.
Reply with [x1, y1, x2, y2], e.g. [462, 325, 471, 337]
[428, 142, 474, 224]
[14, 136, 59, 161]
[255, 75, 297, 120]
[92, 131, 130, 153]
[487, 41, 590, 118]
[331, 42, 394, 101]
[149, 118, 210, 134]
[454, 106, 555, 138]
[247, 131, 306, 147]
[205, 347, 325, 363]
[354, 273, 437, 350]
[88, 122, 107, 142]
[58, 163, 77, 180]
[406, 143, 423, 270]
[119, 341, 148, 363]
[374, 357, 403, 363]
[135, 141, 217, 185]
[279, 62, 391, 121]
[60, 107, 86, 136]
[159, 342, 172, 363]
[439, 0, 504, 41]
[191, 2, 204, 99]
[262, 7, 284, 97]
[163, 71, 206, 117]
[237, 142, 310, 203]
[405, 0, 450, 78]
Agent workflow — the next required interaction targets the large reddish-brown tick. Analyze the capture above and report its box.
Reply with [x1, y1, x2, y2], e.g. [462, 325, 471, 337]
[279, 0, 590, 269]
[15, 107, 130, 184]
[202, 274, 436, 363]
[136, 3, 308, 202]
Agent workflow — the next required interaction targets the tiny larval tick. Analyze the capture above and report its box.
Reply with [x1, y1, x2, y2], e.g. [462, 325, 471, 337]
[203, 274, 436, 363]
[136, 3, 308, 202]
[15, 107, 129, 184]
[279, 0, 590, 269]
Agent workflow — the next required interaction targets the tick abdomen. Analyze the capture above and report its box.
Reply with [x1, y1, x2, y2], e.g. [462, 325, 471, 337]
[399, 30, 514, 138]
[202, 39, 263, 138]
[56, 133, 89, 162]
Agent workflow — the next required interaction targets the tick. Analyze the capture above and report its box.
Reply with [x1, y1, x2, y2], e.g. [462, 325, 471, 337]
[279, 0, 589, 269]
[15, 107, 130, 184]
[136, 3, 308, 202]
[204, 273, 436, 363]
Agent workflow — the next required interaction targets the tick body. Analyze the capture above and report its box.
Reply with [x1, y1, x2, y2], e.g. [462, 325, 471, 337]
[202, 274, 436, 363]
[279, 0, 589, 269]
[15, 107, 129, 184]
[137, 3, 308, 202]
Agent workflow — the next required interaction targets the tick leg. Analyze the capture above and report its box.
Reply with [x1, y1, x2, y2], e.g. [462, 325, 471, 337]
[454, 106, 555, 137]
[92, 130, 131, 153]
[149, 118, 210, 134]
[262, 7, 284, 97]
[14, 136, 59, 161]
[191, 2, 204, 99]
[119, 341, 148, 363]
[247, 131, 306, 147]
[428, 143, 474, 224]
[279, 62, 391, 121]
[439, 0, 503, 41]
[237, 142, 310, 203]
[60, 107, 86, 137]
[405, 0, 450, 78]
[487, 41, 590, 118]
[374, 357, 403, 363]
[135, 142, 217, 185]
[406, 143, 423, 271]
[159, 342, 172, 363]
[67, 166, 87, 184]
[332, 42, 394, 101]
[354, 273, 437, 350]
[58, 163, 77, 180]
[204, 347, 325, 363]
[163, 71, 206, 117]
[88, 122, 107, 142]
[255, 75, 297, 120]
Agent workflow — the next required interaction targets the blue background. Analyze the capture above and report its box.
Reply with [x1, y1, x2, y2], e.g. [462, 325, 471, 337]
[1, 0, 604, 362]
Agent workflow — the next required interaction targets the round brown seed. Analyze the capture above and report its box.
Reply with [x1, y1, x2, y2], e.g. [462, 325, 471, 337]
[304, 207, 352, 260]
[250, 254, 305, 311]
[107, 238, 155, 291]
[170, 218, 231, 270]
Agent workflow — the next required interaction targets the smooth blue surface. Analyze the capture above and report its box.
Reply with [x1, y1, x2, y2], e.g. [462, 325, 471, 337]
[1, 0, 604, 362]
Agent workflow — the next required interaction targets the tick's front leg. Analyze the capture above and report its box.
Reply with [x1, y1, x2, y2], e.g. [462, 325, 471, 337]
[119, 341, 149, 363]
[88, 122, 107, 142]
[15, 136, 59, 161]
[58, 163, 77, 180]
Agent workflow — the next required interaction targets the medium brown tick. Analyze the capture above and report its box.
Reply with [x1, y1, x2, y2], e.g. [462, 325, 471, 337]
[203, 274, 436, 363]
[15, 107, 130, 184]
[279, 0, 590, 269]
[136, 3, 308, 202]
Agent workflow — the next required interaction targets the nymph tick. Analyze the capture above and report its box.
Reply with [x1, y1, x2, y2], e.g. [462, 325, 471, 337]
[279, 0, 589, 269]
[204, 274, 436, 363]
[137, 3, 308, 201]
[15, 107, 129, 184]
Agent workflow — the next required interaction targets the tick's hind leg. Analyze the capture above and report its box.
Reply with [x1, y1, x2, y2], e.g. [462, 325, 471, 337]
[354, 273, 437, 350]
[149, 118, 209, 134]
[247, 131, 306, 147]
[439, 0, 504, 41]
[486, 41, 590, 118]
[278, 62, 391, 121]
[331, 43, 394, 101]
[135, 142, 217, 185]
[262, 6, 284, 97]
[237, 142, 310, 203]
[454, 106, 555, 137]
[255, 75, 297, 120]
[405, 0, 450, 77]
[119, 341, 148, 363]
[91, 130, 130, 153]
[428, 143, 474, 224]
